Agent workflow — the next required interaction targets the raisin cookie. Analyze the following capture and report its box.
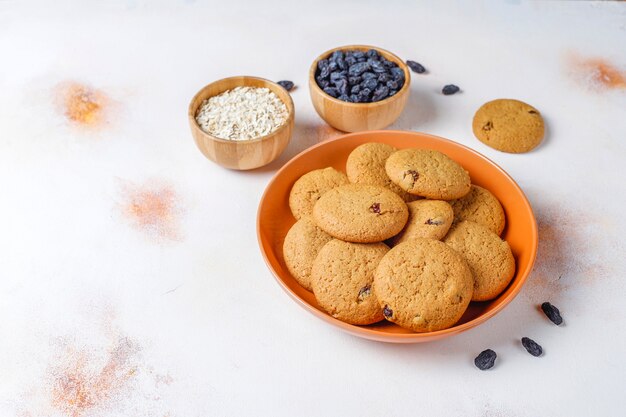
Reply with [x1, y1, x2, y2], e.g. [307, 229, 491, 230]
[374, 238, 473, 332]
[385, 149, 471, 200]
[311, 239, 389, 325]
[289, 167, 349, 220]
[444, 221, 516, 301]
[472, 99, 545, 153]
[346, 142, 418, 202]
[449, 185, 505, 235]
[312, 184, 408, 243]
[388, 200, 454, 246]
[283, 216, 333, 291]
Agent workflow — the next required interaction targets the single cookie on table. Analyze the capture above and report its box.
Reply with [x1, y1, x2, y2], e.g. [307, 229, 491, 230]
[289, 167, 349, 220]
[374, 238, 473, 332]
[472, 98, 545, 153]
[449, 185, 505, 235]
[444, 221, 516, 301]
[388, 200, 453, 246]
[346, 142, 418, 202]
[312, 184, 408, 243]
[283, 216, 333, 291]
[385, 149, 471, 200]
[311, 239, 389, 325]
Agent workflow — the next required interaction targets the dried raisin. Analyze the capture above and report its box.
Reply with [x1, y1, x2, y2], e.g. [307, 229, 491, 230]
[521, 337, 543, 357]
[474, 349, 497, 370]
[277, 80, 294, 91]
[541, 302, 563, 325]
[406, 60, 426, 74]
[442, 84, 460, 95]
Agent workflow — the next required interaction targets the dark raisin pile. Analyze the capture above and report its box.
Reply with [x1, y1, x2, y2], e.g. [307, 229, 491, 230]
[474, 349, 497, 370]
[315, 49, 405, 103]
[521, 337, 543, 357]
[541, 302, 563, 325]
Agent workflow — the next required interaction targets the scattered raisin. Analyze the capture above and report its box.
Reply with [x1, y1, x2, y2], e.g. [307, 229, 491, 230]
[406, 60, 426, 74]
[474, 349, 497, 370]
[425, 218, 444, 225]
[369, 203, 381, 214]
[521, 337, 543, 357]
[528, 110, 538, 115]
[541, 302, 563, 325]
[277, 80, 294, 91]
[383, 305, 393, 319]
[357, 285, 371, 302]
[442, 84, 460, 95]
[482, 121, 493, 131]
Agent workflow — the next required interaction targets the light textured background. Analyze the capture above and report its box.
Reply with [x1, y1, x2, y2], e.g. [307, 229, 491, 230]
[1, 1, 625, 416]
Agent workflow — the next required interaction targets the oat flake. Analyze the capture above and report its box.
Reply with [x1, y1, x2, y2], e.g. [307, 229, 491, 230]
[195, 86, 288, 140]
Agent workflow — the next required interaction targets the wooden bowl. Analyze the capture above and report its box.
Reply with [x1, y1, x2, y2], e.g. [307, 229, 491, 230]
[309, 45, 411, 133]
[257, 130, 538, 343]
[188, 76, 295, 170]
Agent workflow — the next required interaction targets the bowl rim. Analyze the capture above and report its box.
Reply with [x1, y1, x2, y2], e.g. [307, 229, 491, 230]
[188, 75, 295, 145]
[256, 130, 538, 342]
[309, 44, 411, 108]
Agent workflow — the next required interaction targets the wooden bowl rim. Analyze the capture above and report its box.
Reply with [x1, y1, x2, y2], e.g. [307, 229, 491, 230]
[188, 75, 295, 145]
[308, 44, 411, 108]
[256, 130, 539, 343]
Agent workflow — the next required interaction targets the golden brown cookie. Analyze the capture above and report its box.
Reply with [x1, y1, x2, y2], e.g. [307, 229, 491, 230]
[282, 216, 333, 291]
[388, 200, 453, 246]
[385, 149, 471, 200]
[311, 239, 388, 325]
[444, 221, 516, 301]
[289, 167, 349, 220]
[346, 142, 418, 202]
[373, 238, 473, 332]
[472, 99, 545, 153]
[449, 185, 505, 235]
[312, 184, 408, 243]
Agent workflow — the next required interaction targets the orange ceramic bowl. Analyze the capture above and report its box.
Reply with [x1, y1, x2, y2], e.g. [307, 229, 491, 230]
[257, 130, 538, 343]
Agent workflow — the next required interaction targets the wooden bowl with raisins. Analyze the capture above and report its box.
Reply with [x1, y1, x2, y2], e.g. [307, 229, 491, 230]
[309, 45, 411, 133]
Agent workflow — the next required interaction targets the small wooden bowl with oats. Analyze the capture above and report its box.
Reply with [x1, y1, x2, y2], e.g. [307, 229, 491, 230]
[188, 76, 295, 170]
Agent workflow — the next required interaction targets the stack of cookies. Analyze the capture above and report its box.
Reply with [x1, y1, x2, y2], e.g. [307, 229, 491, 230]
[283, 143, 515, 333]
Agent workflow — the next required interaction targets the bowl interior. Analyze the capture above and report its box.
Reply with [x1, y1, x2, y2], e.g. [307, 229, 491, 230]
[309, 45, 411, 107]
[188, 76, 295, 143]
[257, 130, 538, 343]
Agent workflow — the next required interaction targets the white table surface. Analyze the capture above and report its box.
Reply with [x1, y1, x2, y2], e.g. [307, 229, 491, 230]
[1, 1, 625, 416]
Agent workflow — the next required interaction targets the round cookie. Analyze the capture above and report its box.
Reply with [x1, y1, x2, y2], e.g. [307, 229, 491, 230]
[444, 221, 516, 301]
[472, 99, 545, 153]
[311, 239, 389, 325]
[388, 200, 453, 246]
[289, 167, 349, 220]
[449, 185, 505, 235]
[283, 217, 333, 291]
[346, 142, 418, 202]
[373, 238, 473, 332]
[385, 149, 471, 200]
[312, 184, 409, 243]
